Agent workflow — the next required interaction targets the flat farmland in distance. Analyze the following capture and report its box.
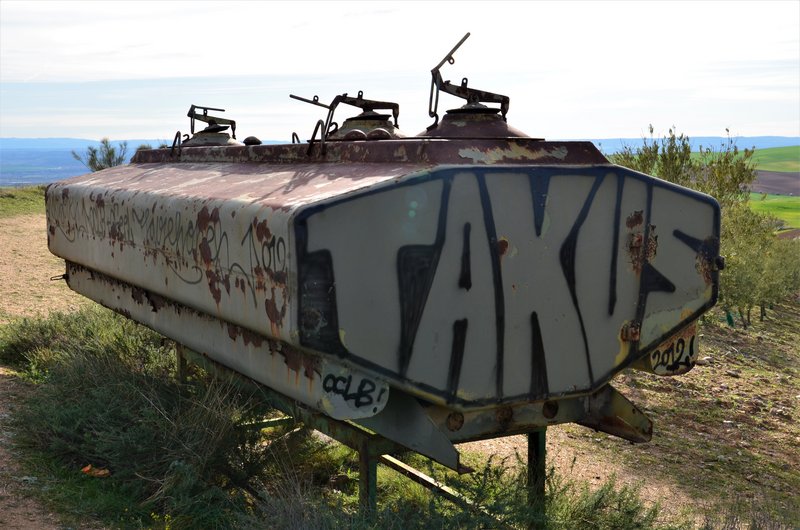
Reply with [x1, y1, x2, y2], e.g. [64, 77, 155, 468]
[749, 192, 800, 229]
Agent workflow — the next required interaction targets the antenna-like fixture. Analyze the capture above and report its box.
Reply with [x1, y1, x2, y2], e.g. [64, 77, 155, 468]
[187, 105, 237, 139]
[290, 91, 400, 141]
[427, 33, 510, 130]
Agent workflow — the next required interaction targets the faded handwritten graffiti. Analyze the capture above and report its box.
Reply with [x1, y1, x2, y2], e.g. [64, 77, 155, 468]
[648, 324, 698, 376]
[322, 373, 387, 409]
[47, 187, 290, 324]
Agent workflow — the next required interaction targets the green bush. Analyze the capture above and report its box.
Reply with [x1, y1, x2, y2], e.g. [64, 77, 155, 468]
[610, 127, 800, 325]
[0, 306, 165, 369]
[6, 307, 301, 528]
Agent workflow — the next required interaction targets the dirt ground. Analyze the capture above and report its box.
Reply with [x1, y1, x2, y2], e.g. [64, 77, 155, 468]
[0, 214, 86, 324]
[752, 170, 799, 196]
[462, 425, 700, 524]
[0, 366, 61, 530]
[0, 214, 85, 529]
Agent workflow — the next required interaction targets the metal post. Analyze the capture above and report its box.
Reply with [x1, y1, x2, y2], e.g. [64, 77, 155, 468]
[358, 440, 378, 514]
[175, 343, 187, 384]
[527, 428, 546, 528]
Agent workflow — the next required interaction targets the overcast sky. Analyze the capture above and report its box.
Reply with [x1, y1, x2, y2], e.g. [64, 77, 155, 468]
[1, 0, 798, 142]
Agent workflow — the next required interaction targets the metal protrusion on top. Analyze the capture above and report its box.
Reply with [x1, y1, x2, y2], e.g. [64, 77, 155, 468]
[427, 32, 510, 130]
[290, 92, 400, 143]
[433, 32, 471, 71]
[187, 104, 237, 139]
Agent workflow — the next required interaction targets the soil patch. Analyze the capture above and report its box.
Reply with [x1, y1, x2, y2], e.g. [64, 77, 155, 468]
[753, 171, 799, 195]
[0, 214, 86, 324]
[0, 366, 60, 530]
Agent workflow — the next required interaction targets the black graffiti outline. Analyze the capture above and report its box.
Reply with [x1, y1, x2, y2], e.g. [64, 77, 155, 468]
[294, 166, 719, 407]
[322, 373, 386, 408]
[651, 335, 696, 372]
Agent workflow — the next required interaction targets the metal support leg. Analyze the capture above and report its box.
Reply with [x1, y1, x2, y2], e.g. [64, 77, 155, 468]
[175, 343, 187, 384]
[527, 428, 546, 528]
[358, 440, 378, 514]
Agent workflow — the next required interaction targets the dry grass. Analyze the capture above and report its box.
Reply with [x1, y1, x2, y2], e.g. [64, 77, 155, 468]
[0, 214, 86, 324]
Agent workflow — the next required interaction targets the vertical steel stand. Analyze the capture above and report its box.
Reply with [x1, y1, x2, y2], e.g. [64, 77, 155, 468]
[358, 439, 378, 512]
[174, 343, 509, 523]
[527, 429, 547, 529]
[175, 344, 188, 384]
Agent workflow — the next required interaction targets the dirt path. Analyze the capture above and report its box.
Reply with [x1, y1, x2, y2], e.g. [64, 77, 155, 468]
[0, 214, 85, 324]
[0, 213, 84, 528]
[0, 366, 60, 530]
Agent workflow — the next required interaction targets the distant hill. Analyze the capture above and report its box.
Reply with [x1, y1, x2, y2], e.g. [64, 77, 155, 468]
[750, 145, 800, 173]
[3, 135, 798, 153]
[1, 136, 798, 187]
[574, 136, 800, 155]
[0, 138, 169, 150]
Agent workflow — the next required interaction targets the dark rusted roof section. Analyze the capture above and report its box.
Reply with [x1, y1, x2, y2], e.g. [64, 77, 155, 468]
[132, 139, 608, 166]
[418, 111, 533, 139]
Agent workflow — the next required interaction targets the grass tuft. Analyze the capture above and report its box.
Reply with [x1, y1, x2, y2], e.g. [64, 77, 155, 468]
[0, 185, 46, 218]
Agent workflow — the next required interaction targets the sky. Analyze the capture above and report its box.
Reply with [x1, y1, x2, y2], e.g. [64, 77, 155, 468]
[1, 0, 798, 142]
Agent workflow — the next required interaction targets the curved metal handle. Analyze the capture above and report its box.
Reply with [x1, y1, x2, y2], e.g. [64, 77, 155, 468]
[307, 119, 327, 156]
[170, 131, 182, 158]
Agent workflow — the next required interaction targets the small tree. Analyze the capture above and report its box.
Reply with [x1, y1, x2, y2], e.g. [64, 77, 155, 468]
[719, 203, 775, 327]
[609, 126, 799, 325]
[72, 138, 128, 172]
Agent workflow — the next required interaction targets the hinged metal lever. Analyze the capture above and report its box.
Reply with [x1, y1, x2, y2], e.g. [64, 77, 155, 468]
[187, 104, 237, 139]
[290, 91, 400, 141]
[427, 32, 510, 129]
[170, 131, 185, 158]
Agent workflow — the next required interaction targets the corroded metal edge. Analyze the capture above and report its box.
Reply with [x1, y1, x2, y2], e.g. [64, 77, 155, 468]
[132, 139, 608, 166]
[65, 261, 389, 420]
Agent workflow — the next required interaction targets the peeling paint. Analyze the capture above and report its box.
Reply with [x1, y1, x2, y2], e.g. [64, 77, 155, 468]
[458, 144, 568, 163]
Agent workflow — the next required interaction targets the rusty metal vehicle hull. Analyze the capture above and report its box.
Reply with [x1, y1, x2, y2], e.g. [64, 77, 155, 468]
[46, 138, 720, 469]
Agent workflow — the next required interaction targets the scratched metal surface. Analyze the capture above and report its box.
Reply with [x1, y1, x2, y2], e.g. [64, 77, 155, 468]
[296, 165, 719, 408]
[65, 262, 389, 420]
[46, 139, 719, 413]
[46, 161, 429, 344]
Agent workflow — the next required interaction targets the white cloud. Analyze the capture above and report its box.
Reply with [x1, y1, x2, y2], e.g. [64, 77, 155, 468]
[1, 1, 798, 138]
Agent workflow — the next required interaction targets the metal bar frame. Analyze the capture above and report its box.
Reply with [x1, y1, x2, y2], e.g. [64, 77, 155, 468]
[527, 430, 547, 530]
[175, 344, 546, 520]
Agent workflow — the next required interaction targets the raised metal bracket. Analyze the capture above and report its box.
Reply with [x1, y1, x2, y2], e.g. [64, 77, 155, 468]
[427, 32, 510, 130]
[290, 91, 400, 143]
[187, 104, 237, 139]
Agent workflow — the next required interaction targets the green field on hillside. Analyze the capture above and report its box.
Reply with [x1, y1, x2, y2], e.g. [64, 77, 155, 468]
[750, 145, 800, 172]
[749, 192, 800, 228]
[690, 145, 799, 173]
